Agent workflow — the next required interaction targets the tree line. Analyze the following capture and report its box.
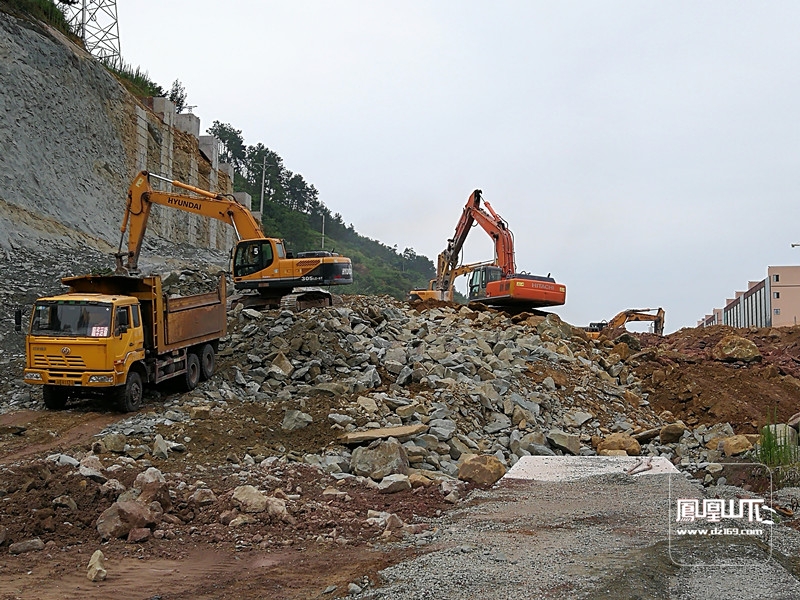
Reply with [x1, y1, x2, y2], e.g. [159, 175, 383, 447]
[207, 122, 435, 299]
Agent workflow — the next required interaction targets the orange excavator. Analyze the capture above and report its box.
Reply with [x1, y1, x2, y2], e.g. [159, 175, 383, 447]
[584, 308, 665, 339]
[409, 189, 566, 309]
[116, 171, 353, 309]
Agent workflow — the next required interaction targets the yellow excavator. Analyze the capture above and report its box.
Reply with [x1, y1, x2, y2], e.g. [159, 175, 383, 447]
[116, 171, 353, 309]
[584, 308, 665, 339]
[408, 260, 495, 302]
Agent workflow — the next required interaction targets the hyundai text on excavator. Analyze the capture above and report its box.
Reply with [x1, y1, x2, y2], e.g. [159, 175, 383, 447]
[409, 189, 566, 310]
[116, 171, 353, 309]
[584, 308, 665, 339]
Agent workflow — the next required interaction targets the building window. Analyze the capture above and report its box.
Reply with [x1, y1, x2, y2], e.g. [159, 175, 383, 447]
[775, 308, 781, 315]
[773, 274, 780, 282]
[774, 292, 780, 299]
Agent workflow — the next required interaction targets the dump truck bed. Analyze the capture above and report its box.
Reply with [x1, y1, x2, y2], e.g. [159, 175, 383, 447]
[61, 274, 227, 354]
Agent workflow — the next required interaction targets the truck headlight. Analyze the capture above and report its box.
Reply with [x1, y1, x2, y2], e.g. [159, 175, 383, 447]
[88, 375, 115, 383]
[24, 372, 42, 381]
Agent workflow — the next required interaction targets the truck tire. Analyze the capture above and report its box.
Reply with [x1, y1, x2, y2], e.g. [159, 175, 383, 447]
[42, 385, 67, 410]
[183, 352, 200, 391]
[200, 344, 215, 381]
[117, 371, 143, 412]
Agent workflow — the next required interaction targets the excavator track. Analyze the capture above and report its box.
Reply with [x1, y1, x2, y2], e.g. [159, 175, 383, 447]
[280, 288, 334, 311]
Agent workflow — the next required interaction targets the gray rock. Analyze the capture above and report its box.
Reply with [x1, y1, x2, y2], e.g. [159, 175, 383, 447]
[8, 538, 44, 555]
[282, 409, 313, 431]
[546, 429, 580, 455]
[429, 419, 457, 441]
[350, 437, 410, 479]
[377, 473, 412, 493]
[152, 434, 170, 460]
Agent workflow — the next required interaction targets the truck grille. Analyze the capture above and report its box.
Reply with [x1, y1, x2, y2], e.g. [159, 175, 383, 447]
[32, 354, 87, 369]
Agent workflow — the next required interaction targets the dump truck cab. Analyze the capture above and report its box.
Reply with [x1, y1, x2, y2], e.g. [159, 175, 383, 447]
[25, 292, 146, 408]
[24, 274, 226, 412]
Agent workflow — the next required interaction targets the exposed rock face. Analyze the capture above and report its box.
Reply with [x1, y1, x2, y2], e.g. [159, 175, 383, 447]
[711, 335, 761, 363]
[0, 10, 234, 254]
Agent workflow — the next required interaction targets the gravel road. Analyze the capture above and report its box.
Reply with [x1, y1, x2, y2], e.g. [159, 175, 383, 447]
[357, 472, 800, 599]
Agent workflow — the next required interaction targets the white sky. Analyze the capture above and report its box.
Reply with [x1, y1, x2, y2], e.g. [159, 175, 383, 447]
[117, 1, 800, 332]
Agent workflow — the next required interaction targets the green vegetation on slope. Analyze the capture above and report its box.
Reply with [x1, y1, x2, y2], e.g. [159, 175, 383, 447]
[1, 0, 72, 35]
[207, 122, 435, 299]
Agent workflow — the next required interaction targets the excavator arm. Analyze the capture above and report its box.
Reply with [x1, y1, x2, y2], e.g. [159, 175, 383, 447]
[588, 308, 665, 337]
[434, 189, 516, 292]
[116, 171, 266, 274]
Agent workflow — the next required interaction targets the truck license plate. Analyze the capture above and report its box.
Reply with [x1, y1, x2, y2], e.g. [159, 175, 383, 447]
[53, 379, 75, 386]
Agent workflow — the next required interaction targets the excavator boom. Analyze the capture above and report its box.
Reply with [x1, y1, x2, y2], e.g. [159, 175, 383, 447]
[116, 171, 353, 309]
[118, 172, 265, 273]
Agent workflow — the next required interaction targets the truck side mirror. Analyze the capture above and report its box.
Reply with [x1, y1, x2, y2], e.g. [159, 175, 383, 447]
[14, 309, 22, 332]
[115, 324, 128, 336]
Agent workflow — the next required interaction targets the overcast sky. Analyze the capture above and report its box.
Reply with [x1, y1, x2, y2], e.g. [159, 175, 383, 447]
[116, 1, 800, 332]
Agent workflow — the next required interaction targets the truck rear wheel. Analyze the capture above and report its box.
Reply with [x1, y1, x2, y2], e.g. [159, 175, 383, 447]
[200, 344, 215, 380]
[183, 352, 200, 391]
[117, 371, 143, 412]
[42, 385, 67, 410]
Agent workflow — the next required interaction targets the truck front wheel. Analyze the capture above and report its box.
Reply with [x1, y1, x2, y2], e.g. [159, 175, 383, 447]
[117, 371, 143, 412]
[183, 352, 200, 391]
[200, 344, 215, 380]
[43, 385, 67, 410]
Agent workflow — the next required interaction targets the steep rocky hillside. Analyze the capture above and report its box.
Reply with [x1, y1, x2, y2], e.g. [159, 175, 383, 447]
[0, 8, 233, 255]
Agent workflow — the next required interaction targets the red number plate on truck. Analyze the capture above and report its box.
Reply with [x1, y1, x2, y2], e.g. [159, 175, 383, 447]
[53, 379, 75, 386]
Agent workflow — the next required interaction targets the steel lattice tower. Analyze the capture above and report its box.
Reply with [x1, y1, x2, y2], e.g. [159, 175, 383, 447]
[58, 0, 121, 68]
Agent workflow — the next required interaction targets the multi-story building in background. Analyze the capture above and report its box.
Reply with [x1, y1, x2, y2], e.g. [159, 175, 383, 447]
[698, 266, 800, 328]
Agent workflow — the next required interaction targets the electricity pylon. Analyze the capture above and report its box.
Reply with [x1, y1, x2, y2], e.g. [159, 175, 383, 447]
[58, 1, 121, 68]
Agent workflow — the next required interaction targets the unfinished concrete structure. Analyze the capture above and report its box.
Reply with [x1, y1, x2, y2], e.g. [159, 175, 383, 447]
[698, 266, 800, 328]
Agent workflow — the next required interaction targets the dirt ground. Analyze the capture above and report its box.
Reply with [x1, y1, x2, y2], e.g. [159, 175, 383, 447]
[629, 324, 800, 433]
[0, 399, 454, 600]
[5, 317, 800, 598]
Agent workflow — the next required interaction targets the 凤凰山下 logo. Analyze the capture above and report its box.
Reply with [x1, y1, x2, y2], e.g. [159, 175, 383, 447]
[673, 498, 775, 537]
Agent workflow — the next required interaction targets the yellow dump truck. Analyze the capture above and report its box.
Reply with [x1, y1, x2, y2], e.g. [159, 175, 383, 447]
[23, 274, 227, 412]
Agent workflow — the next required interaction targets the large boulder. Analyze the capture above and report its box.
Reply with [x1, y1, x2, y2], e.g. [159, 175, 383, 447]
[96, 501, 156, 540]
[281, 409, 313, 431]
[722, 435, 754, 457]
[350, 437, 410, 479]
[457, 454, 506, 485]
[597, 432, 641, 456]
[546, 429, 580, 455]
[232, 485, 268, 513]
[711, 335, 761, 363]
[659, 423, 687, 444]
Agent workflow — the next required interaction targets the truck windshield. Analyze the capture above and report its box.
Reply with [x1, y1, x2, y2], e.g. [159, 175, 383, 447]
[30, 302, 112, 337]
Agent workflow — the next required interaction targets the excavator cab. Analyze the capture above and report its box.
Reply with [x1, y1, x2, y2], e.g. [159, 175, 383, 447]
[233, 240, 278, 278]
[468, 266, 502, 301]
